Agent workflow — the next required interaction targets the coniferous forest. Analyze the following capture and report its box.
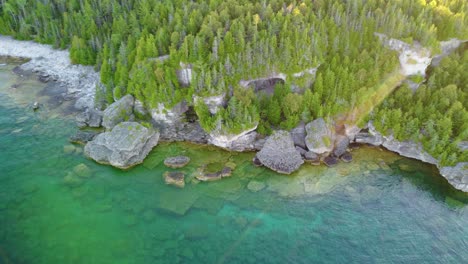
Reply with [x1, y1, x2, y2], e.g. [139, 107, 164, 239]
[0, 0, 467, 165]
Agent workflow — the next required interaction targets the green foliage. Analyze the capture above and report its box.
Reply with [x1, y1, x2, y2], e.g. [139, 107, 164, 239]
[1, 0, 467, 137]
[374, 49, 468, 166]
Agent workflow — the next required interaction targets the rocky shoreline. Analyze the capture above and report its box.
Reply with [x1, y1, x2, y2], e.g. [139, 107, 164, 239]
[1, 35, 466, 192]
[0, 35, 99, 110]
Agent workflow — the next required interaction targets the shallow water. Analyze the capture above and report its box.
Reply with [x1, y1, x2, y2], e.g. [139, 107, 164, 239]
[0, 60, 467, 264]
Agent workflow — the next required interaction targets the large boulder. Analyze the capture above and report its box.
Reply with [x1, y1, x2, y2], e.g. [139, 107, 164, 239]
[84, 122, 159, 169]
[102, 95, 135, 129]
[305, 118, 335, 155]
[256, 130, 304, 174]
[440, 163, 468, 192]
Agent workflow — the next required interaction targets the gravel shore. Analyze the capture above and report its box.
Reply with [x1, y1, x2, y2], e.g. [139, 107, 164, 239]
[0, 35, 100, 110]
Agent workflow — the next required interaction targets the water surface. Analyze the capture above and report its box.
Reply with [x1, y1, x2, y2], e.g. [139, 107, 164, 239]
[0, 60, 467, 264]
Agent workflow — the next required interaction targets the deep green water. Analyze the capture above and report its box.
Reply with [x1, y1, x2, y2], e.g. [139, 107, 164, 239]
[0, 61, 467, 264]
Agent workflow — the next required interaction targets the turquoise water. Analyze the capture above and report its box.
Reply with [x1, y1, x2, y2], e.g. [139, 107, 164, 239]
[0, 61, 467, 264]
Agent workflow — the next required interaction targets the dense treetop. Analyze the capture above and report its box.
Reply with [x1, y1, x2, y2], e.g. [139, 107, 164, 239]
[0, 0, 467, 160]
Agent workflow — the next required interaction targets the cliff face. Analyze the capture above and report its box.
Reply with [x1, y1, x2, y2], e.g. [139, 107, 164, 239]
[356, 122, 467, 192]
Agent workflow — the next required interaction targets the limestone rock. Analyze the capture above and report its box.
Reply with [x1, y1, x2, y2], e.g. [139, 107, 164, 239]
[256, 130, 304, 174]
[196, 166, 233, 182]
[440, 163, 468, 192]
[69, 131, 99, 145]
[333, 135, 350, 157]
[208, 126, 258, 151]
[290, 123, 307, 149]
[151, 101, 188, 125]
[194, 94, 226, 115]
[164, 171, 185, 188]
[133, 99, 148, 117]
[84, 122, 159, 169]
[102, 94, 135, 129]
[73, 163, 92, 178]
[354, 122, 384, 146]
[176, 63, 192, 87]
[247, 181, 266, 192]
[295, 146, 308, 156]
[304, 151, 320, 165]
[164, 156, 191, 168]
[305, 118, 335, 155]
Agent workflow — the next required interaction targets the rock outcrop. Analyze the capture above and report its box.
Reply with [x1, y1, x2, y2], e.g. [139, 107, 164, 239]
[357, 121, 467, 192]
[354, 123, 384, 146]
[305, 118, 335, 155]
[151, 101, 188, 125]
[208, 126, 258, 151]
[440, 163, 468, 192]
[102, 95, 135, 129]
[193, 94, 226, 115]
[256, 130, 303, 174]
[158, 122, 208, 144]
[84, 122, 159, 169]
[176, 63, 192, 87]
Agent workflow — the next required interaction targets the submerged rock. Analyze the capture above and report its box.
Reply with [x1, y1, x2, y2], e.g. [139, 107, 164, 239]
[63, 172, 83, 187]
[257, 130, 303, 174]
[63, 144, 76, 154]
[32, 101, 40, 111]
[84, 122, 159, 169]
[164, 156, 190, 168]
[340, 152, 353, 163]
[102, 94, 135, 129]
[195, 161, 233, 182]
[73, 163, 92, 178]
[164, 171, 185, 188]
[305, 118, 335, 155]
[247, 181, 266, 192]
[323, 156, 339, 167]
[252, 156, 263, 167]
